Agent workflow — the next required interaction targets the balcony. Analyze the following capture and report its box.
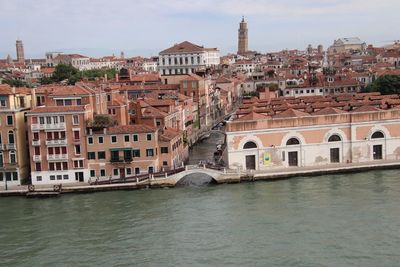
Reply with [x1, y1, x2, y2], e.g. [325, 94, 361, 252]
[33, 155, 41, 162]
[110, 157, 133, 164]
[31, 123, 66, 131]
[4, 144, 16, 150]
[32, 140, 40, 146]
[45, 139, 67, 146]
[47, 154, 68, 161]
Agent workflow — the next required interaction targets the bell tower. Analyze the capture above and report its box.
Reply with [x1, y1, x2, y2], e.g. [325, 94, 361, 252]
[238, 16, 248, 55]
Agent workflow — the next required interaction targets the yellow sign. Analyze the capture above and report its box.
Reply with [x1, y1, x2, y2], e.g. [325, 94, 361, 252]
[263, 152, 271, 165]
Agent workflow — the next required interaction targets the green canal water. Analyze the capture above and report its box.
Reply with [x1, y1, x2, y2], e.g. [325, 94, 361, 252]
[1, 169, 400, 266]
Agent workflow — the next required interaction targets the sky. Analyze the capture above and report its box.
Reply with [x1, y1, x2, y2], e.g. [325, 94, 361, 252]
[1, 0, 399, 58]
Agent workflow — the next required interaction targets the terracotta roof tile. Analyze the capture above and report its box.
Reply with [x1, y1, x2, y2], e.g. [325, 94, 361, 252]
[108, 124, 156, 134]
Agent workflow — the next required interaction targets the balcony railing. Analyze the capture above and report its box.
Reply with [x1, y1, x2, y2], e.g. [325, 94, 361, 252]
[33, 155, 41, 162]
[4, 144, 16, 150]
[47, 154, 68, 161]
[110, 157, 133, 163]
[45, 139, 67, 146]
[32, 140, 40, 146]
[31, 123, 66, 131]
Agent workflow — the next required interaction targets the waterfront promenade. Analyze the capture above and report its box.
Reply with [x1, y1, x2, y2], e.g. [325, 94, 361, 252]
[2, 160, 400, 197]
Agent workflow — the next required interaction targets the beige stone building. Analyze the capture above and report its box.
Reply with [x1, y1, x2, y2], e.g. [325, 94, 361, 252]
[0, 85, 31, 186]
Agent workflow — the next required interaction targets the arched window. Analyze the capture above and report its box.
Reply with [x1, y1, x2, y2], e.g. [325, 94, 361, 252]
[243, 141, 257, 149]
[371, 131, 384, 139]
[328, 135, 342, 142]
[286, 138, 300, 146]
[8, 131, 14, 144]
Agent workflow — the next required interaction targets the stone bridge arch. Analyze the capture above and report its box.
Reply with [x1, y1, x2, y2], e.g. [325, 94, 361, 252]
[174, 168, 223, 185]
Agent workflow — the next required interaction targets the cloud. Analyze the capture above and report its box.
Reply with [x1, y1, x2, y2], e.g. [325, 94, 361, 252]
[0, 0, 399, 57]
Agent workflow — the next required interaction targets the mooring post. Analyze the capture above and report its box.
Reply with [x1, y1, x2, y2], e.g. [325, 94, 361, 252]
[224, 168, 226, 174]
[136, 177, 139, 183]
[165, 172, 167, 178]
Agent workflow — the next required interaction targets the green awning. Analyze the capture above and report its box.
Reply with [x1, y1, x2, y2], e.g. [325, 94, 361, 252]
[110, 148, 132, 151]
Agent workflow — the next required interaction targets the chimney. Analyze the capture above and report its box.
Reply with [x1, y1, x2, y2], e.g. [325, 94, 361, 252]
[115, 73, 119, 82]
[104, 73, 108, 82]
[31, 87, 37, 108]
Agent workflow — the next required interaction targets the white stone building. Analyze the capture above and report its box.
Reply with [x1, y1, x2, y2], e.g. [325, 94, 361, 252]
[158, 41, 220, 75]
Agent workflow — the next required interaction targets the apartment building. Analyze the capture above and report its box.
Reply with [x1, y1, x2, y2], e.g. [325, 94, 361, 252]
[86, 125, 160, 179]
[27, 105, 93, 185]
[0, 85, 31, 186]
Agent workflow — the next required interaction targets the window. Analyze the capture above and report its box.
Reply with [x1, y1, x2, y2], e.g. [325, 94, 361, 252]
[328, 135, 342, 142]
[90, 170, 96, 177]
[243, 141, 257, 149]
[75, 145, 81, 155]
[161, 147, 169, 154]
[111, 151, 119, 161]
[8, 131, 14, 144]
[10, 151, 16, 164]
[100, 169, 106, 177]
[98, 151, 106, 159]
[87, 152, 96, 160]
[0, 99, 6, 107]
[36, 176, 42, 182]
[371, 131, 384, 139]
[39, 117, 45, 124]
[163, 161, 168, 166]
[73, 130, 80, 140]
[133, 134, 138, 141]
[286, 138, 300, 145]
[148, 167, 154, 174]
[34, 147, 40, 155]
[133, 149, 140, 158]
[57, 175, 62, 180]
[60, 116, 65, 123]
[146, 149, 154, 157]
[50, 175, 55, 181]
[98, 136, 104, 144]
[12, 172, 18, 181]
[147, 134, 152, 141]
[135, 168, 140, 175]
[35, 163, 41, 171]
[124, 135, 130, 142]
[73, 115, 79, 125]
[76, 99, 82, 105]
[111, 136, 117, 143]
[74, 160, 84, 168]
[113, 169, 119, 176]
[88, 137, 94, 145]
[7, 115, 13, 125]
[124, 150, 132, 161]
[63, 175, 69, 180]
[126, 168, 132, 175]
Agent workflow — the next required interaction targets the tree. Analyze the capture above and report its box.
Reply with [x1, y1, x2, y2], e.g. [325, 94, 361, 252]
[52, 63, 79, 83]
[2, 79, 28, 87]
[366, 75, 400, 95]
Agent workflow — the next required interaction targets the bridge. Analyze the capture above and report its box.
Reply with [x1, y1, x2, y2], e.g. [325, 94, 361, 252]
[91, 164, 241, 187]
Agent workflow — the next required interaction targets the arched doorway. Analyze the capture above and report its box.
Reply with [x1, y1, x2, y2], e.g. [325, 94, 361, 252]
[328, 134, 342, 163]
[243, 141, 257, 170]
[371, 131, 385, 160]
[286, 138, 300, 167]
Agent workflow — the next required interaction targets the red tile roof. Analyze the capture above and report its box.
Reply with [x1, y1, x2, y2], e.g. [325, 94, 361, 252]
[160, 41, 218, 54]
[28, 105, 87, 114]
[108, 124, 156, 134]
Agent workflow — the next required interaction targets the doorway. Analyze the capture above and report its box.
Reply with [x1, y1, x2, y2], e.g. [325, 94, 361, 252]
[373, 145, 383, 160]
[75, 172, 84, 182]
[330, 148, 340, 163]
[245, 155, 256, 170]
[288, 151, 298, 166]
